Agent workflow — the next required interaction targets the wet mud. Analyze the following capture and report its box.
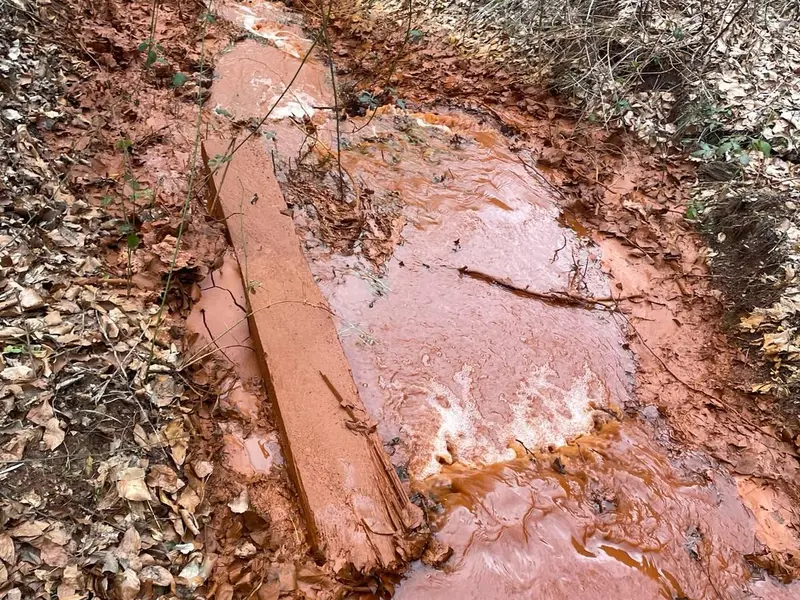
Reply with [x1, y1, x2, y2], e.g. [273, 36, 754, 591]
[186, 251, 304, 527]
[206, 1, 800, 597]
[398, 421, 798, 600]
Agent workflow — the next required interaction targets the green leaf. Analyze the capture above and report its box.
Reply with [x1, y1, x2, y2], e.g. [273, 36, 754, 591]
[738, 152, 750, 165]
[126, 233, 141, 250]
[101, 195, 115, 206]
[717, 141, 732, 155]
[263, 131, 276, 140]
[214, 107, 233, 118]
[691, 142, 715, 159]
[752, 139, 771, 157]
[137, 41, 149, 52]
[409, 29, 424, 43]
[672, 27, 684, 40]
[3, 344, 25, 354]
[357, 91, 378, 109]
[146, 49, 158, 68]
[114, 138, 133, 153]
[396, 98, 406, 109]
[171, 72, 188, 88]
[119, 222, 134, 235]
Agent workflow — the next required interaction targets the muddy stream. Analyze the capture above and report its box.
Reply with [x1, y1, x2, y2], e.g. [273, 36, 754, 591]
[200, 2, 800, 597]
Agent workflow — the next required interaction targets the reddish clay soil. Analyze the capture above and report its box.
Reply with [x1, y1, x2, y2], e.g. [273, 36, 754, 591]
[25, 0, 800, 598]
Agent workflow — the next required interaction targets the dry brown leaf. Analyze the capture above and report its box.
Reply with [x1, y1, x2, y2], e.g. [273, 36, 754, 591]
[228, 488, 249, 514]
[26, 398, 54, 426]
[0, 533, 15, 564]
[96, 486, 120, 511]
[117, 568, 140, 600]
[146, 464, 184, 493]
[0, 429, 37, 461]
[177, 555, 215, 590]
[40, 540, 70, 567]
[256, 579, 281, 600]
[193, 460, 213, 478]
[56, 582, 82, 600]
[164, 420, 188, 466]
[740, 313, 765, 331]
[149, 374, 183, 407]
[43, 417, 65, 450]
[179, 509, 200, 535]
[157, 488, 180, 513]
[151, 236, 193, 270]
[133, 424, 149, 449]
[0, 562, 7, 586]
[277, 564, 297, 592]
[9, 520, 50, 539]
[45, 523, 71, 546]
[61, 564, 83, 587]
[117, 526, 141, 557]
[116, 468, 152, 502]
[234, 541, 257, 558]
[19, 288, 45, 310]
[177, 486, 201, 513]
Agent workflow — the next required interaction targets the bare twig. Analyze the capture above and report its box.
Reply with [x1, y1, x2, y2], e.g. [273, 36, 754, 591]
[456, 266, 641, 308]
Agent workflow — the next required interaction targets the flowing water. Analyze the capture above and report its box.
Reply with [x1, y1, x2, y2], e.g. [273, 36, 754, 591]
[209, 3, 800, 597]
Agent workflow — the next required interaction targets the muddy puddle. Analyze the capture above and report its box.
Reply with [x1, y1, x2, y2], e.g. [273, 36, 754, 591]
[207, 2, 800, 597]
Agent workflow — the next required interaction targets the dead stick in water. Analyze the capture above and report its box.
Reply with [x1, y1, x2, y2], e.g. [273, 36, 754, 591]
[456, 267, 642, 308]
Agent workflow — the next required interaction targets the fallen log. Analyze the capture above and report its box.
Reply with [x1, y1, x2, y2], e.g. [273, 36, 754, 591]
[201, 139, 426, 577]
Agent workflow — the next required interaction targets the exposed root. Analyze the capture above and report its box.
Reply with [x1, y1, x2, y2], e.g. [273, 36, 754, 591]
[456, 266, 641, 309]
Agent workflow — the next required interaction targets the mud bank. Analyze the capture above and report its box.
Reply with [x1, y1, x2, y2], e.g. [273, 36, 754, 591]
[197, 0, 800, 597]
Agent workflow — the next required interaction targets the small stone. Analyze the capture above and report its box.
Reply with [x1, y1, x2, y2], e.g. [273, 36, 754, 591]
[640, 405, 660, 422]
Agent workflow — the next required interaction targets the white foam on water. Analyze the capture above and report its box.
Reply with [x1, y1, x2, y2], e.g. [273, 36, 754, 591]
[223, 3, 310, 59]
[245, 76, 320, 120]
[409, 363, 606, 479]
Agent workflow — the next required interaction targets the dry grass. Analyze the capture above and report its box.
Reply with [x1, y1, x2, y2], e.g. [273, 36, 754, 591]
[394, 0, 795, 134]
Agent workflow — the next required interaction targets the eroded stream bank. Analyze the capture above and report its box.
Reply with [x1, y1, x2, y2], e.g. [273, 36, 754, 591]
[194, 1, 800, 597]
